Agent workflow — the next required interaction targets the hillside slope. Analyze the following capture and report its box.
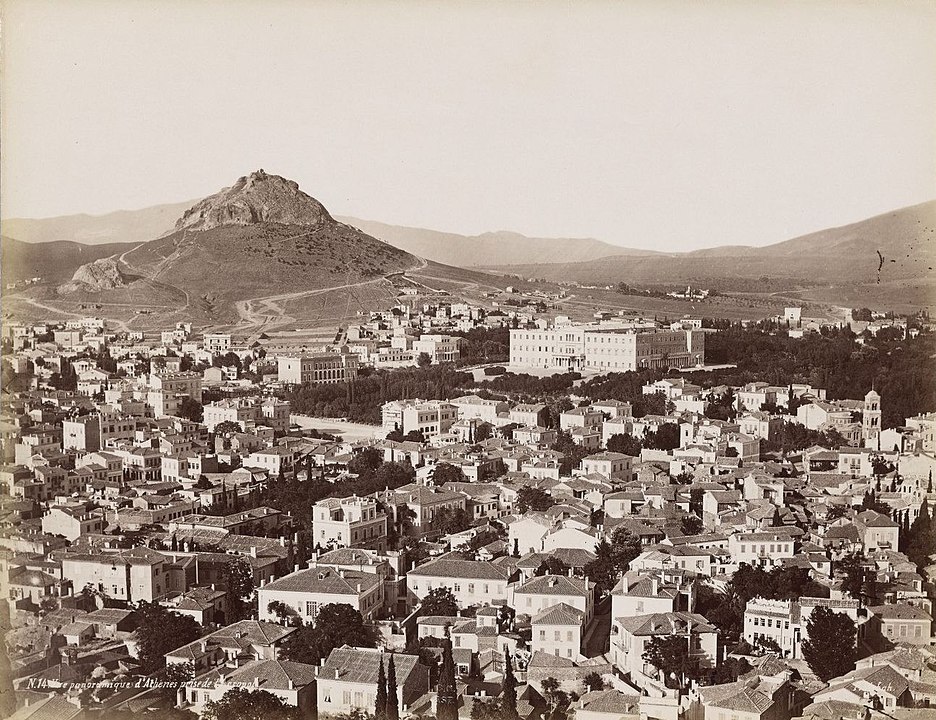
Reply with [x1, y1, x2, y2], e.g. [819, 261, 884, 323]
[1, 236, 135, 285]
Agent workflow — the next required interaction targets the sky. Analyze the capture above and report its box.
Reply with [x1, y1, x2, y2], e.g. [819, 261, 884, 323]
[2, 0, 935, 252]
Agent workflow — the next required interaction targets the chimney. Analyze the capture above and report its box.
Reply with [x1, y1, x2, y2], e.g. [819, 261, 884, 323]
[651, 577, 658, 596]
[621, 575, 629, 593]
[334, 669, 340, 679]
[254, 677, 260, 687]
[294, 564, 300, 573]
[357, 583, 362, 593]
[287, 679, 294, 690]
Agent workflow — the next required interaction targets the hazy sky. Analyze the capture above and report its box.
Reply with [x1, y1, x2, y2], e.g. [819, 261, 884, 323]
[2, 0, 934, 252]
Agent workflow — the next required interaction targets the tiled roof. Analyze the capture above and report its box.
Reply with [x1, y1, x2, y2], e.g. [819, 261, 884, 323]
[617, 611, 716, 637]
[532, 602, 585, 626]
[7, 694, 83, 720]
[409, 557, 509, 581]
[262, 567, 379, 595]
[578, 690, 641, 715]
[516, 574, 588, 596]
[168, 620, 294, 658]
[221, 658, 318, 690]
[320, 647, 420, 684]
[699, 676, 781, 713]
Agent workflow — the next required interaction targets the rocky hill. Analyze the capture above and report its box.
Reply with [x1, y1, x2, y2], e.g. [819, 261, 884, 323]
[57, 257, 126, 294]
[50, 171, 420, 325]
[176, 170, 331, 231]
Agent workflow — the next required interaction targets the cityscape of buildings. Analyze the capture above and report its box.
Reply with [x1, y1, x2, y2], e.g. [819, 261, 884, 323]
[1, 294, 934, 720]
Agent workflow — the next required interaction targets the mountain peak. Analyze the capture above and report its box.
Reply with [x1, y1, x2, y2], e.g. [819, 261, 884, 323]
[175, 170, 333, 231]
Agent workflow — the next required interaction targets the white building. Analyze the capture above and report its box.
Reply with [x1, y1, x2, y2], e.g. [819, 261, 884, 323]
[509, 322, 704, 371]
[312, 496, 388, 552]
[277, 352, 359, 385]
[412, 334, 462, 364]
[381, 399, 458, 438]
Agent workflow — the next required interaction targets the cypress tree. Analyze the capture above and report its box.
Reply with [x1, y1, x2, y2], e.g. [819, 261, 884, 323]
[502, 648, 518, 720]
[386, 653, 400, 720]
[437, 638, 458, 720]
[375, 655, 387, 720]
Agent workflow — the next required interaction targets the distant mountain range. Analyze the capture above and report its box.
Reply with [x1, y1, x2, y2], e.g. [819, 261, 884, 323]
[488, 200, 936, 290]
[3, 200, 194, 246]
[333, 218, 656, 266]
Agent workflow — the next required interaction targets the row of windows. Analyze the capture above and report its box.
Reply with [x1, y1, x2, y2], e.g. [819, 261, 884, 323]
[749, 616, 790, 629]
[739, 543, 790, 554]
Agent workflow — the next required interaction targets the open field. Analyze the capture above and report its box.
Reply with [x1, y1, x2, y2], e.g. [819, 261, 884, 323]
[290, 414, 381, 442]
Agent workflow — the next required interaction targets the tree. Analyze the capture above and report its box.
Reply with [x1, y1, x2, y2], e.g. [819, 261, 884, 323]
[225, 557, 256, 621]
[431, 463, 466, 487]
[267, 600, 298, 625]
[642, 635, 695, 689]
[802, 606, 857, 681]
[680, 515, 703, 536]
[348, 447, 383, 475]
[203, 688, 299, 720]
[839, 552, 866, 604]
[177, 396, 204, 423]
[471, 698, 505, 720]
[516, 486, 555, 513]
[386, 652, 400, 720]
[375, 655, 388, 720]
[416, 352, 433, 367]
[475, 422, 494, 442]
[583, 671, 607, 691]
[134, 601, 202, 673]
[163, 661, 195, 701]
[551, 429, 591, 475]
[606, 433, 642, 456]
[644, 423, 681, 451]
[906, 498, 936, 570]
[711, 656, 753, 685]
[435, 506, 473, 535]
[280, 603, 377, 664]
[584, 538, 622, 594]
[535, 557, 570, 577]
[420, 587, 458, 617]
[502, 648, 519, 720]
[214, 420, 242, 437]
[437, 638, 458, 720]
